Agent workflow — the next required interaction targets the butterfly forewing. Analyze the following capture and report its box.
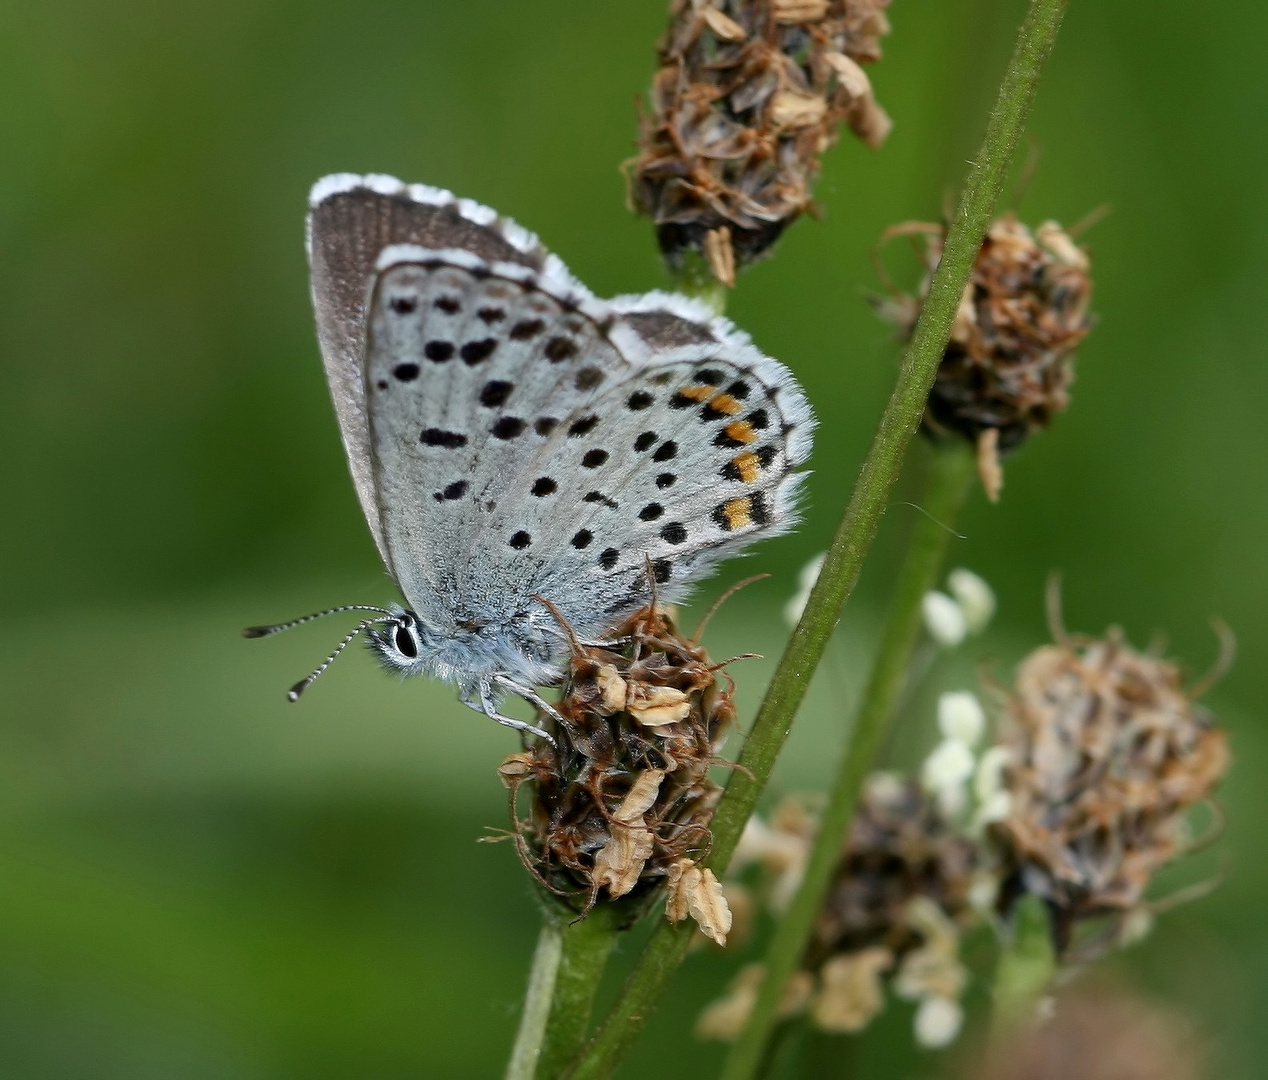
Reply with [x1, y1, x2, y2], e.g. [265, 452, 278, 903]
[307, 175, 550, 577]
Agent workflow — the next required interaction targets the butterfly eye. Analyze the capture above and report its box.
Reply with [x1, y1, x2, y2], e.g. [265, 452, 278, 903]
[394, 622, 419, 659]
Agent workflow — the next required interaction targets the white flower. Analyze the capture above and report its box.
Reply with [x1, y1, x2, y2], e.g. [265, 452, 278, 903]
[922, 591, 967, 647]
[947, 568, 996, 633]
[967, 871, 999, 914]
[970, 790, 1012, 835]
[973, 745, 1012, 803]
[937, 691, 985, 746]
[913, 995, 964, 1048]
[783, 552, 827, 627]
[922, 738, 976, 795]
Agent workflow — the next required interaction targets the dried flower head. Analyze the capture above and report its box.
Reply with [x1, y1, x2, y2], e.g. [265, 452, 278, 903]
[874, 214, 1094, 499]
[992, 616, 1230, 955]
[499, 603, 738, 940]
[630, 0, 896, 281]
[808, 774, 979, 965]
[704, 776, 981, 1043]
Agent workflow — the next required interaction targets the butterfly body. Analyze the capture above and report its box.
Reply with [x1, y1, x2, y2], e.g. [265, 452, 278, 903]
[289, 173, 815, 731]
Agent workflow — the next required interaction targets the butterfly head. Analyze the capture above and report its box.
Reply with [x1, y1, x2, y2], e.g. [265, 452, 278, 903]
[365, 608, 433, 675]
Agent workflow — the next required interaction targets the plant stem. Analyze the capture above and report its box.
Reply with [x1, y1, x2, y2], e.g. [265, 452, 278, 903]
[721, 441, 976, 1080]
[671, 251, 729, 315]
[987, 895, 1057, 1048]
[506, 916, 564, 1080]
[564, 1, 1068, 1075]
[506, 903, 621, 1080]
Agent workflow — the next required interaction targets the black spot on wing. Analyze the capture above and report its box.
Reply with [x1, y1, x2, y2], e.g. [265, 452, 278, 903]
[511, 318, 545, 340]
[480, 380, 514, 407]
[491, 417, 526, 439]
[661, 522, 687, 544]
[421, 428, 467, 448]
[544, 336, 578, 362]
[461, 338, 498, 365]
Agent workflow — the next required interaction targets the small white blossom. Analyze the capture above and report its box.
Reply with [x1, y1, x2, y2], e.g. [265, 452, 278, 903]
[922, 591, 967, 647]
[970, 790, 1012, 835]
[784, 552, 827, 627]
[922, 738, 976, 795]
[937, 691, 985, 746]
[967, 871, 1000, 914]
[947, 568, 996, 633]
[913, 995, 964, 1048]
[973, 745, 1012, 803]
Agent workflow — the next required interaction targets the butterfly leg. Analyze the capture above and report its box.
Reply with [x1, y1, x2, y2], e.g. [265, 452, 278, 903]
[492, 674, 568, 729]
[469, 683, 556, 745]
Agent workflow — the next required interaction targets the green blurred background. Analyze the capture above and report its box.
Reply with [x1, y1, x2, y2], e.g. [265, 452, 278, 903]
[1, 0, 1264, 1076]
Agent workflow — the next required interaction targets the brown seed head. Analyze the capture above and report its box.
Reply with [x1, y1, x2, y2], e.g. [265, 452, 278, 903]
[875, 214, 1094, 498]
[707, 778, 979, 1040]
[629, 0, 896, 278]
[993, 627, 1229, 952]
[500, 604, 738, 926]
[808, 774, 980, 966]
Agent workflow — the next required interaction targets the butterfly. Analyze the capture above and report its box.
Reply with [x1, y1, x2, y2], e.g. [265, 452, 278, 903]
[248, 173, 814, 740]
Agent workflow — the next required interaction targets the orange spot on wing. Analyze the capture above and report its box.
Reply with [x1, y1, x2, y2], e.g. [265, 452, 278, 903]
[678, 384, 715, 402]
[722, 497, 753, 530]
[707, 393, 744, 416]
[723, 420, 757, 444]
[731, 451, 761, 482]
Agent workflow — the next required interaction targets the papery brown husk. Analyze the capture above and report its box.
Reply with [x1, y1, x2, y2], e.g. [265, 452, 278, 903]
[500, 604, 737, 916]
[630, 0, 895, 278]
[993, 629, 1228, 952]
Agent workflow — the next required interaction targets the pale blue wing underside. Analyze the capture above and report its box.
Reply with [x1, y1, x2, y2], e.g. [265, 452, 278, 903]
[308, 174, 814, 646]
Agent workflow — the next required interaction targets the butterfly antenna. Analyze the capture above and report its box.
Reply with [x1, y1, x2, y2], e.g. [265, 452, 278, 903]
[242, 605, 393, 638]
[287, 616, 396, 702]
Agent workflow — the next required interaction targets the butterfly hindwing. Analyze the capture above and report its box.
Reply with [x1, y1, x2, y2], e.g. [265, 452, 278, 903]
[311, 174, 813, 645]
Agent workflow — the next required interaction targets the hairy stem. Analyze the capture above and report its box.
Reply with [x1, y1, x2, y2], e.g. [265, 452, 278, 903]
[506, 903, 621, 1080]
[722, 441, 976, 1080]
[565, 1, 1068, 1075]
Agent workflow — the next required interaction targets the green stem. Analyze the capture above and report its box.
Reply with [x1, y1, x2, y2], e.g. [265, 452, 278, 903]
[506, 903, 621, 1080]
[565, 2, 1068, 1075]
[988, 895, 1057, 1048]
[721, 441, 976, 1080]
[671, 251, 729, 315]
[506, 917, 564, 1080]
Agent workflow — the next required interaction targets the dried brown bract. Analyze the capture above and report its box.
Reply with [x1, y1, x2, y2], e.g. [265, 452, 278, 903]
[874, 214, 1094, 499]
[993, 625, 1229, 954]
[499, 604, 738, 937]
[630, 0, 895, 277]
